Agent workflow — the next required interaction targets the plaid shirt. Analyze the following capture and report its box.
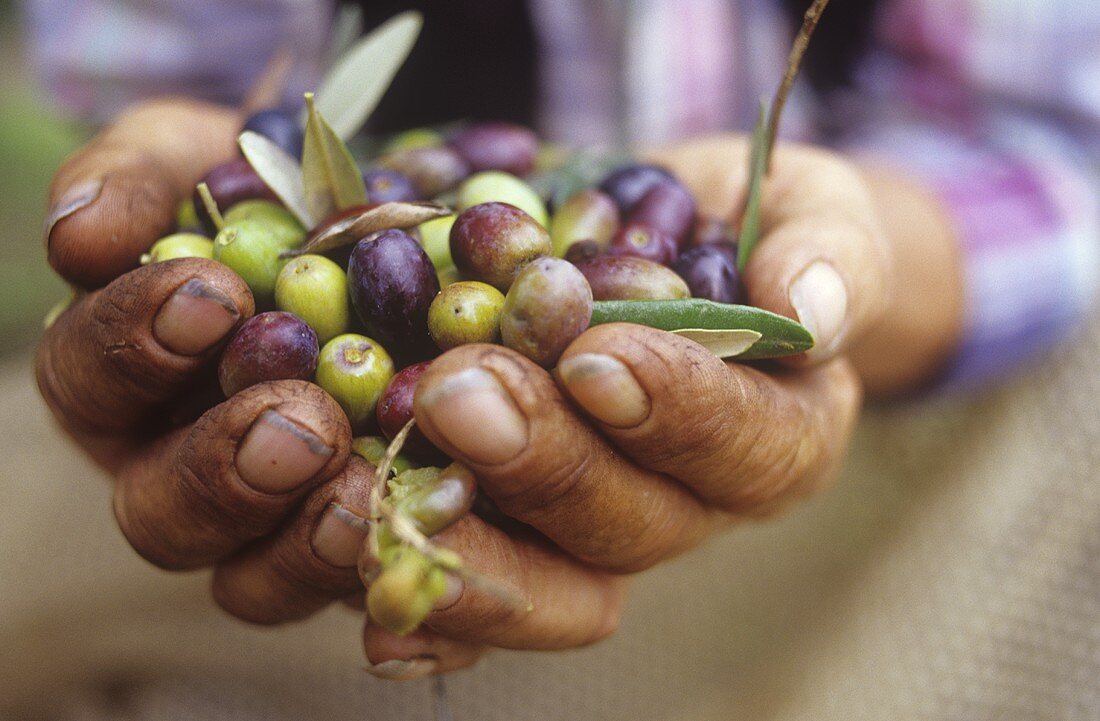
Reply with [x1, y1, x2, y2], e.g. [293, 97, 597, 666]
[23, 0, 1100, 390]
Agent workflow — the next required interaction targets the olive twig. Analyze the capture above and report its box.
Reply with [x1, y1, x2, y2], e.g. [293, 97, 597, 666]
[765, 0, 831, 171]
[363, 419, 532, 616]
[195, 182, 226, 231]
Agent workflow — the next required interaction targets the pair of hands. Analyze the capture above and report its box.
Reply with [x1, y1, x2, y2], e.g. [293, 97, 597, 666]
[36, 98, 891, 679]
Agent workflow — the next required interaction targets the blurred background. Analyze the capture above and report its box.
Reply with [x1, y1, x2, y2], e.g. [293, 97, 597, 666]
[0, 1, 78, 354]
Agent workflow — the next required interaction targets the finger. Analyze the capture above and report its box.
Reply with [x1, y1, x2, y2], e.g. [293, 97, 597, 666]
[652, 137, 892, 362]
[45, 98, 242, 287]
[413, 345, 722, 573]
[363, 624, 487, 680]
[114, 380, 350, 570]
[557, 324, 862, 515]
[362, 513, 627, 651]
[35, 259, 253, 469]
[211, 456, 376, 625]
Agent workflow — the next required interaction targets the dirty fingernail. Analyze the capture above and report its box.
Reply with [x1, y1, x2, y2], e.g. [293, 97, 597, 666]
[557, 353, 650, 428]
[364, 657, 437, 681]
[43, 179, 103, 247]
[237, 409, 333, 493]
[313, 504, 370, 568]
[418, 368, 527, 465]
[789, 261, 848, 360]
[154, 279, 240, 355]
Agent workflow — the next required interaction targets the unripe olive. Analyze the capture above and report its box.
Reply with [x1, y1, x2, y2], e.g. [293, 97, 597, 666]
[315, 334, 395, 430]
[428, 281, 505, 350]
[175, 198, 202, 233]
[549, 189, 619, 257]
[350, 436, 417, 477]
[437, 265, 461, 287]
[223, 199, 306, 249]
[141, 233, 214, 265]
[416, 215, 456, 271]
[274, 254, 349, 344]
[382, 127, 444, 153]
[396, 462, 477, 536]
[213, 219, 293, 304]
[193, 158, 279, 233]
[367, 547, 447, 636]
[456, 171, 549, 228]
[501, 257, 593, 367]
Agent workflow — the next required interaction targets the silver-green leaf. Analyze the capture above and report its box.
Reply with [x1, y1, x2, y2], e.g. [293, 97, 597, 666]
[294, 201, 452, 256]
[301, 93, 369, 223]
[238, 130, 314, 227]
[669, 329, 763, 358]
[312, 11, 424, 140]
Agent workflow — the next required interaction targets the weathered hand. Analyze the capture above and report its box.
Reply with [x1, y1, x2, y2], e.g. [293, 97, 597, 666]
[359, 136, 892, 677]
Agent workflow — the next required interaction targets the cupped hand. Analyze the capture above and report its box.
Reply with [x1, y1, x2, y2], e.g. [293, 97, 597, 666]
[36, 100, 382, 625]
[360, 136, 889, 677]
[34, 103, 890, 675]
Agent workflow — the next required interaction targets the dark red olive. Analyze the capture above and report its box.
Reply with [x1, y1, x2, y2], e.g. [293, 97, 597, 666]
[218, 311, 318, 397]
[598, 163, 676, 216]
[607, 222, 679, 266]
[627, 182, 696, 249]
[377, 361, 447, 463]
[448, 122, 539, 176]
[193, 158, 279, 233]
[672, 244, 742, 303]
[362, 168, 420, 203]
[242, 109, 303, 159]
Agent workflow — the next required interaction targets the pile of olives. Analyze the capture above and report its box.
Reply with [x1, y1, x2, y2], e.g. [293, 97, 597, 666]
[153, 109, 747, 632]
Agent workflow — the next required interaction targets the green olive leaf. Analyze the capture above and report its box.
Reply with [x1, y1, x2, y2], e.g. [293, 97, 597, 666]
[238, 130, 314, 227]
[312, 10, 423, 140]
[301, 92, 369, 223]
[736, 100, 769, 272]
[669, 329, 762, 358]
[589, 298, 814, 360]
[294, 201, 452, 256]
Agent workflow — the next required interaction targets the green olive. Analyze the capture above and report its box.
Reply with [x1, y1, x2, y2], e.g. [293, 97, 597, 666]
[223, 199, 306, 249]
[367, 547, 447, 636]
[456, 171, 549, 228]
[416, 215, 456, 270]
[175, 198, 203, 232]
[350, 436, 417, 477]
[382, 127, 444, 153]
[212, 219, 291, 303]
[274, 254, 349, 344]
[141, 233, 214, 265]
[427, 281, 505, 350]
[314, 333, 395, 430]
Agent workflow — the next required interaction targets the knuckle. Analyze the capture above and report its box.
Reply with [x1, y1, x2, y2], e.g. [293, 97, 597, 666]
[493, 449, 591, 522]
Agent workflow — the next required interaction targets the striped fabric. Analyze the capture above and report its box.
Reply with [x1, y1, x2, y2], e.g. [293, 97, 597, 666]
[21, 0, 1100, 390]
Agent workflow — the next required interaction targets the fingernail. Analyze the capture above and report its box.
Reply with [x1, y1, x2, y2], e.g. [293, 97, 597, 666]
[153, 279, 240, 355]
[43, 179, 103, 248]
[418, 368, 527, 465]
[789, 261, 848, 359]
[557, 353, 650, 428]
[433, 576, 463, 611]
[237, 409, 333, 493]
[312, 504, 370, 568]
[364, 657, 437, 681]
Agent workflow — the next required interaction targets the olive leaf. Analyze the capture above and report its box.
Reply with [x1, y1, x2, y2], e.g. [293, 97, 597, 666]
[669, 329, 762, 359]
[294, 201, 452, 255]
[301, 92, 369, 223]
[589, 299, 814, 360]
[735, 0, 831, 272]
[312, 10, 423, 140]
[238, 130, 314, 227]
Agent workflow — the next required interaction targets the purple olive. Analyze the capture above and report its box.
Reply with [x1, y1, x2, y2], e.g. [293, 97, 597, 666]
[242, 108, 304, 158]
[627, 182, 696, 249]
[501, 257, 593, 367]
[448, 122, 539, 176]
[347, 229, 440, 358]
[690, 215, 738, 249]
[575, 255, 690, 301]
[379, 146, 471, 197]
[598, 163, 676, 216]
[362, 168, 420, 203]
[608, 222, 678, 266]
[563, 239, 603, 265]
[218, 311, 319, 397]
[193, 158, 279, 233]
[450, 202, 552, 290]
[377, 361, 447, 463]
[672, 245, 742, 303]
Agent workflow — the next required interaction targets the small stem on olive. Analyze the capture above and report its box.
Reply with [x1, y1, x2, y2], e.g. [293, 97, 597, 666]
[195, 182, 226, 231]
